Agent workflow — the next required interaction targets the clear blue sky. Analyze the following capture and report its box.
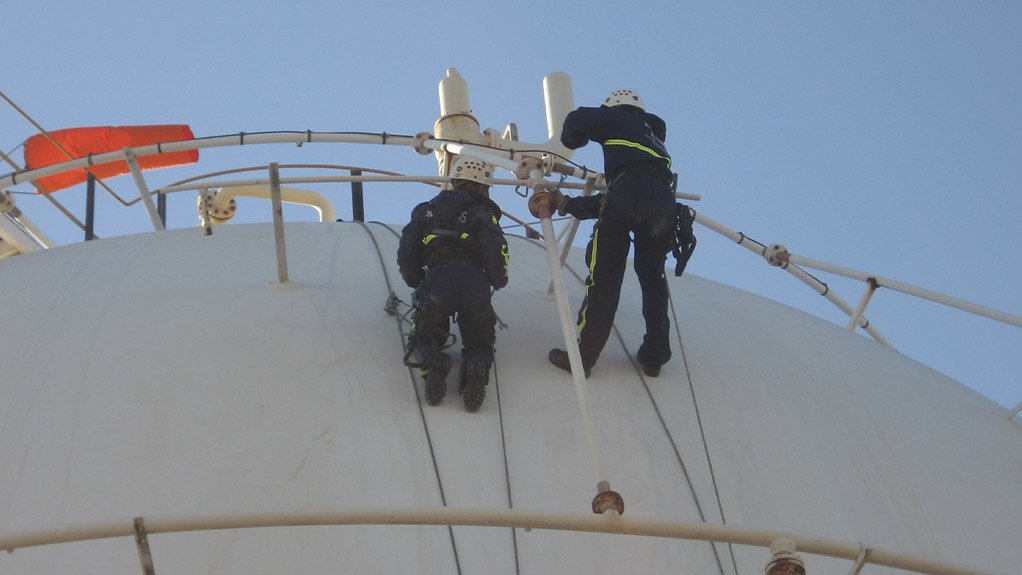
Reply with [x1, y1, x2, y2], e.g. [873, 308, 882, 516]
[3, 1, 1019, 408]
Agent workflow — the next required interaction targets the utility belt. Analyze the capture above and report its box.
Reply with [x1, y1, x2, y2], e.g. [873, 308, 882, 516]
[609, 161, 673, 187]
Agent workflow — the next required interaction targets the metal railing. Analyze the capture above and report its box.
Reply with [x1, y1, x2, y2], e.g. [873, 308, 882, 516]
[0, 507, 998, 575]
[2, 130, 1018, 408]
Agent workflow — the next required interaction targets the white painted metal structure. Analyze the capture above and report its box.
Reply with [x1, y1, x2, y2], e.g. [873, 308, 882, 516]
[0, 70, 1019, 575]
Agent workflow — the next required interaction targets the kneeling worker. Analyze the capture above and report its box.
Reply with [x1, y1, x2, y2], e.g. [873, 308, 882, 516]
[397, 157, 509, 412]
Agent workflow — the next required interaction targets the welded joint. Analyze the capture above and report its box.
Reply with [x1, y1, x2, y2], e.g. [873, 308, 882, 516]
[133, 517, 155, 575]
[764, 537, 805, 575]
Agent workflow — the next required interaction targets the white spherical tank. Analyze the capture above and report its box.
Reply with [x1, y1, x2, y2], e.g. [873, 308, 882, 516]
[0, 222, 1019, 574]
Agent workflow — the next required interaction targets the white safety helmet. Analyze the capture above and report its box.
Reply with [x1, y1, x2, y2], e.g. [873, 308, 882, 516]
[604, 88, 645, 110]
[450, 157, 493, 186]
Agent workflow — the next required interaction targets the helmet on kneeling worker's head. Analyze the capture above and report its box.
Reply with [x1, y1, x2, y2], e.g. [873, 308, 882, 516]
[604, 88, 645, 111]
[450, 157, 493, 186]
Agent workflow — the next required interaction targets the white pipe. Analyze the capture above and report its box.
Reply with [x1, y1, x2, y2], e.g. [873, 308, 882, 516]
[537, 199, 609, 488]
[0, 132, 420, 190]
[1, 130, 677, 204]
[542, 71, 575, 160]
[785, 263, 895, 348]
[0, 211, 53, 250]
[160, 175, 451, 194]
[209, 185, 336, 223]
[789, 254, 1022, 329]
[848, 280, 878, 332]
[428, 141, 523, 174]
[123, 147, 165, 231]
[499, 211, 543, 239]
[160, 176, 591, 196]
[695, 211, 895, 347]
[438, 68, 472, 118]
[0, 507, 993, 575]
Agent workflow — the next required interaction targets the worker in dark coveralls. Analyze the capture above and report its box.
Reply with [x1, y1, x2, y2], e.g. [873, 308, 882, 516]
[398, 157, 509, 412]
[548, 88, 675, 378]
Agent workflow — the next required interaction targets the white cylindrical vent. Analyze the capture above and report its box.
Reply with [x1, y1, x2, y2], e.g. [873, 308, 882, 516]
[439, 68, 471, 117]
[543, 71, 574, 140]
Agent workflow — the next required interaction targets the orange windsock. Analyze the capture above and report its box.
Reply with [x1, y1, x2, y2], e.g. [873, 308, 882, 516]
[23, 125, 198, 193]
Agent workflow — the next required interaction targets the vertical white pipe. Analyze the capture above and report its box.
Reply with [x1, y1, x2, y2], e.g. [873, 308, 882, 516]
[543, 72, 575, 160]
[439, 68, 471, 117]
[537, 204, 608, 488]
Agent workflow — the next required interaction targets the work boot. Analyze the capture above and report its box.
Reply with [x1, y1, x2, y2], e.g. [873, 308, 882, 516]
[547, 348, 591, 378]
[459, 358, 489, 413]
[422, 352, 451, 406]
[635, 347, 664, 377]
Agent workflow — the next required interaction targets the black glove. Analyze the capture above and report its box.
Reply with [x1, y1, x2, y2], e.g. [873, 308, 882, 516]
[561, 194, 602, 220]
[548, 188, 568, 215]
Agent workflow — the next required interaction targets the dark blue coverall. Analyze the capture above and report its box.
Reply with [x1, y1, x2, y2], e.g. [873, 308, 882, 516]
[557, 104, 676, 373]
[397, 184, 509, 382]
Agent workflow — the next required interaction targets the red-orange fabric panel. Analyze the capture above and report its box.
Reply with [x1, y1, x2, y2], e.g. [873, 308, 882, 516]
[23, 125, 198, 193]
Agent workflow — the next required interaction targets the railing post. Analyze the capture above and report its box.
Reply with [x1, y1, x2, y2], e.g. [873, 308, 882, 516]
[85, 173, 96, 241]
[157, 190, 167, 228]
[269, 163, 289, 284]
[133, 517, 155, 575]
[351, 169, 364, 222]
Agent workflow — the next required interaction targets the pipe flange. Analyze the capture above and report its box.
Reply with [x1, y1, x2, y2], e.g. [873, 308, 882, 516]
[528, 190, 554, 219]
[591, 489, 625, 515]
[513, 156, 546, 180]
[765, 243, 790, 268]
[198, 190, 237, 226]
[412, 132, 434, 155]
[764, 537, 805, 575]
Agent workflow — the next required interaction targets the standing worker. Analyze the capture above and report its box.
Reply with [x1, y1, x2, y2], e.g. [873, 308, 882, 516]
[548, 89, 677, 378]
[398, 157, 509, 412]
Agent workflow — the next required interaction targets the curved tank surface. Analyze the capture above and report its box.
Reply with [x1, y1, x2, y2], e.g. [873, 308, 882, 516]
[1, 222, 1019, 574]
